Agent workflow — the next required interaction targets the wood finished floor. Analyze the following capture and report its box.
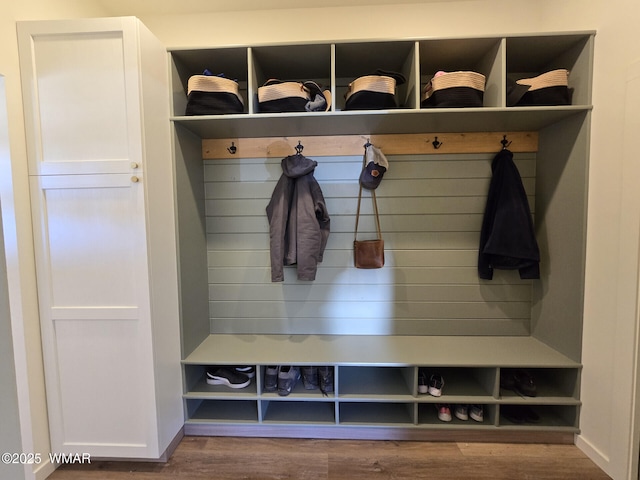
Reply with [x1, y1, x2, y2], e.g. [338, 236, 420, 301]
[48, 436, 611, 480]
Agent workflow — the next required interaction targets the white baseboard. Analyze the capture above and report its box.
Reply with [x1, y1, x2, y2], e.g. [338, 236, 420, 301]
[575, 434, 611, 477]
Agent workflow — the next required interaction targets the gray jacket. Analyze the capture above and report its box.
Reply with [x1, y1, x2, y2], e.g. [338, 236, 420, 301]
[266, 154, 330, 282]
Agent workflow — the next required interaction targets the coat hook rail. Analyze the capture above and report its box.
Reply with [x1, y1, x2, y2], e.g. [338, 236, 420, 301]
[202, 132, 538, 159]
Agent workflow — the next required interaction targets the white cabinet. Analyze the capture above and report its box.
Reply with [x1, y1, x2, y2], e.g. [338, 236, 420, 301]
[18, 17, 182, 459]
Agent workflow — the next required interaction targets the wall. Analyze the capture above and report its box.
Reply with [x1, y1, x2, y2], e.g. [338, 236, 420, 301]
[0, 1, 638, 479]
[0, 76, 25, 480]
[204, 152, 537, 336]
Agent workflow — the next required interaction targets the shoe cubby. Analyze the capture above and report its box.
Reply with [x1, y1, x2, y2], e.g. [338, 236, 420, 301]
[498, 367, 581, 401]
[259, 365, 334, 399]
[417, 367, 496, 400]
[417, 403, 495, 427]
[185, 399, 259, 423]
[498, 404, 579, 429]
[261, 400, 337, 424]
[338, 401, 416, 425]
[338, 366, 414, 399]
[183, 364, 258, 398]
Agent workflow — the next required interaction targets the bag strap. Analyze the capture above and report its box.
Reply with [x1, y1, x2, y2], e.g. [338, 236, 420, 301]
[354, 152, 382, 242]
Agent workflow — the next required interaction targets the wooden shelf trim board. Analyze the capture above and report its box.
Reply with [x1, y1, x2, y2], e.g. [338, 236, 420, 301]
[202, 131, 538, 159]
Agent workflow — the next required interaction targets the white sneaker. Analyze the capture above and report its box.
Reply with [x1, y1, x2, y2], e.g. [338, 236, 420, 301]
[428, 374, 444, 397]
[469, 405, 484, 422]
[454, 404, 469, 421]
[418, 371, 428, 394]
[436, 404, 452, 422]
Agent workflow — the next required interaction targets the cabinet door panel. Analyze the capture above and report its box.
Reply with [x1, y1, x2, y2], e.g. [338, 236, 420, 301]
[30, 174, 159, 457]
[18, 18, 142, 175]
[54, 319, 153, 449]
[42, 176, 140, 307]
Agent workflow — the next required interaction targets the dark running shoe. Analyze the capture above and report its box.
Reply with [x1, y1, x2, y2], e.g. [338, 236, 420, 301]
[263, 366, 279, 392]
[234, 366, 256, 378]
[206, 367, 251, 389]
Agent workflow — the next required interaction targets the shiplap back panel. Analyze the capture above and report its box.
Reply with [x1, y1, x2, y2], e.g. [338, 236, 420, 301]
[205, 152, 535, 336]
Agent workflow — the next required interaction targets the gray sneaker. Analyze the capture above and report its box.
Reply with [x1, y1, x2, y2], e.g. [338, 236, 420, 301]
[318, 366, 334, 395]
[469, 405, 484, 422]
[277, 366, 300, 396]
[301, 366, 319, 390]
[263, 366, 279, 392]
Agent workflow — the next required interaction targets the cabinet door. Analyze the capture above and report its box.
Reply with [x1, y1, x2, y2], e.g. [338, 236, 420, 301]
[17, 17, 143, 176]
[29, 174, 161, 458]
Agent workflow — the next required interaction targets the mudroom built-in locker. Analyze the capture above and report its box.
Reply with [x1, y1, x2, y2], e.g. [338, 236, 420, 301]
[170, 32, 593, 438]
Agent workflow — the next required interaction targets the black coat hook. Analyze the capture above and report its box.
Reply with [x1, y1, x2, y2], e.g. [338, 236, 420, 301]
[295, 141, 304, 155]
[432, 137, 443, 149]
[227, 142, 237, 154]
[364, 138, 372, 148]
[501, 135, 512, 150]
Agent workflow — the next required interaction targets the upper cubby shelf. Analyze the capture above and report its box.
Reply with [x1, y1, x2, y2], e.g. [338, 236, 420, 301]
[168, 32, 594, 139]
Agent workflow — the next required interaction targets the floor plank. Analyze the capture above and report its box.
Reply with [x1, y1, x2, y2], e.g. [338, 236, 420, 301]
[48, 436, 611, 480]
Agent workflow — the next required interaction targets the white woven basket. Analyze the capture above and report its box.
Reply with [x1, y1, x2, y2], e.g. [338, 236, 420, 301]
[516, 69, 569, 91]
[187, 75, 243, 104]
[258, 81, 309, 103]
[345, 75, 396, 101]
[422, 71, 485, 102]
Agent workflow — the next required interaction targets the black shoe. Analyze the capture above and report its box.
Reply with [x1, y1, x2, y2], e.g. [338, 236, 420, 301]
[263, 366, 278, 392]
[513, 369, 537, 397]
[521, 405, 541, 423]
[206, 367, 251, 389]
[500, 369, 537, 397]
[234, 366, 256, 378]
[501, 405, 540, 424]
[501, 405, 525, 424]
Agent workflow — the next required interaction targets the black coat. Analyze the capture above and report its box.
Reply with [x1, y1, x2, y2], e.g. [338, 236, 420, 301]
[478, 149, 540, 279]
